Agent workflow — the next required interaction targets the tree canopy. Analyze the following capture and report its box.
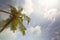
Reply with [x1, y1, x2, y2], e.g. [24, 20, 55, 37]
[0, 4, 30, 35]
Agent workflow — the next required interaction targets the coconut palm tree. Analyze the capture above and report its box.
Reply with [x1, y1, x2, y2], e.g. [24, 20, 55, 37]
[0, 5, 30, 35]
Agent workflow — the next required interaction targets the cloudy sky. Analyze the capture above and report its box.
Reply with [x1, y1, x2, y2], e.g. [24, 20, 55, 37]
[0, 0, 60, 40]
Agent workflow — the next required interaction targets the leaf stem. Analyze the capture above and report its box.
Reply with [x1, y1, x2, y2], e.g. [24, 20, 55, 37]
[0, 10, 11, 14]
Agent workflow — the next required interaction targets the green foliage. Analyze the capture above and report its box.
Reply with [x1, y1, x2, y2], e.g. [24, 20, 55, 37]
[7, 5, 17, 13]
[19, 17, 26, 35]
[22, 14, 30, 24]
[18, 7, 23, 13]
[19, 24, 26, 35]
[0, 4, 30, 35]
[0, 20, 5, 27]
[11, 19, 18, 32]
[19, 17, 23, 24]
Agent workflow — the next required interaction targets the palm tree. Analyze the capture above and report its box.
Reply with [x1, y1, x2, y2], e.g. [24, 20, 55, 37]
[0, 5, 30, 35]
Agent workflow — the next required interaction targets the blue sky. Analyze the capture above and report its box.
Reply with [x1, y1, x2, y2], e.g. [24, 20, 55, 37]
[0, 0, 60, 40]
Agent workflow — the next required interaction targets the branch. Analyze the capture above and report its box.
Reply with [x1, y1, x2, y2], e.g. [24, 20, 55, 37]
[0, 10, 11, 14]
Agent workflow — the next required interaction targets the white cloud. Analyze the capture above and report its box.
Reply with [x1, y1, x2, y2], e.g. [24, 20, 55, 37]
[26, 25, 41, 40]
[0, 28, 17, 40]
[27, 25, 41, 35]
[31, 0, 59, 22]
[40, 0, 58, 8]
[14, 25, 42, 40]
[44, 8, 59, 21]
[22, 0, 33, 16]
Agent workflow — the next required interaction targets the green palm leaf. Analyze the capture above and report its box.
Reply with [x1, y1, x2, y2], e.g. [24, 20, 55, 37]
[10, 19, 18, 32]
[0, 18, 13, 32]
[18, 7, 23, 14]
[0, 20, 5, 28]
[18, 17, 26, 35]
[22, 14, 30, 24]
[19, 24, 26, 35]
[7, 4, 17, 12]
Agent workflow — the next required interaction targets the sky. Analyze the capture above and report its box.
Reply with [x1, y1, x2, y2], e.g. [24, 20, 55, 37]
[0, 0, 60, 40]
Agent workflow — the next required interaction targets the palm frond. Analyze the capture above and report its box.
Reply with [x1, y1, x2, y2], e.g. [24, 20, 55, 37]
[18, 7, 23, 14]
[19, 23, 26, 35]
[0, 18, 12, 32]
[11, 19, 18, 32]
[7, 4, 17, 12]
[22, 14, 30, 24]
[0, 10, 11, 14]
[18, 17, 26, 35]
[0, 20, 5, 28]
[7, 5, 17, 17]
